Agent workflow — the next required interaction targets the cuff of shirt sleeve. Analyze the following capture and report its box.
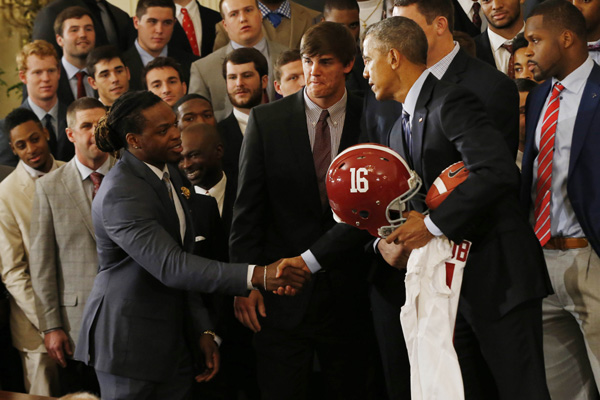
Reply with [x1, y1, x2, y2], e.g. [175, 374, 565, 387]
[214, 334, 223, 347]
[424, 215, 443, 237]
[247, 265, 257, 290]
[301, 250, 321, 273]
[373, 238, 381, 253]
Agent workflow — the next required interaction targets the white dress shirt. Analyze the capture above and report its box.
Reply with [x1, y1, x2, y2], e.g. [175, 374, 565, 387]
[233, 108, 249, 135]
[21, 157, 60, 179]
[303, 88, 347, 159]
[194, 172, 227, 217]
[74, 156, 112, 202]
[531, 57, 595, 238]
[486, 25, 524, 75]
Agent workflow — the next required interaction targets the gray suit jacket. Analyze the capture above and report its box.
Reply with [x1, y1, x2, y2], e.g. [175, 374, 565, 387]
[188, 40, 288, 121]
[29, 157, 115, 348]
[74, 150, 249, 382]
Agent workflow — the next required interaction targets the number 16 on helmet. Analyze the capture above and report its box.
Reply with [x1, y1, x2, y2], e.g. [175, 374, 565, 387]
[326, 143, 422, 238]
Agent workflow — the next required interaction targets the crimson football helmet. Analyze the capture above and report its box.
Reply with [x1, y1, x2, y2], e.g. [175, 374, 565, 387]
[326, 143, 422, 238]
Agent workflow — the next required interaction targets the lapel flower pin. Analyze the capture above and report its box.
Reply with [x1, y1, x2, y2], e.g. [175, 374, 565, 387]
[181, 186, 190, 199]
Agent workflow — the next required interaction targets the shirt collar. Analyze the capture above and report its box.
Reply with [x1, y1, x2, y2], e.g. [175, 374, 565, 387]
[175, 0, 198, 14]
[20, 156, 59, 179]
[233, 107, 249, 124]
[258, 0, 291, 19]
[588, 38, 600, 47]
[428, 41, 460, 79]
[195, 171, 227, 198]
[74, 155, 112, 181]
[551, 56, 595, 96]
[143, 161, 170, 182]
[61, 57, 86, 79]
[231, 37, 267, 54]
[303, 87, 347, 125]
[487, 24, 524, 51]
[27, 98, 59, 121]
[135, 39, 168, 66]
[403, 70, 430, 118]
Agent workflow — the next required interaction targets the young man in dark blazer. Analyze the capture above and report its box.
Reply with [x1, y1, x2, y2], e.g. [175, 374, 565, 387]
[230, 22, 376, 400]
[521, 1, 600, 398]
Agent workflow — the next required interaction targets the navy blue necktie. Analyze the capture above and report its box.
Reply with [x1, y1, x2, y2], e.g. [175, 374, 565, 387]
[401, 111, 412, 163]
[266, 12, 282, 28]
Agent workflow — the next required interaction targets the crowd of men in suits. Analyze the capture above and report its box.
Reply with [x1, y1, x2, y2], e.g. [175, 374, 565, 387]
[0, 0, 599, 398]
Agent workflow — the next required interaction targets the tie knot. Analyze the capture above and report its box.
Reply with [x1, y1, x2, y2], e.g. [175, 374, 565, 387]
[402, 110, 410, 121]
[76, 70, 86, 79]
[44, 114, 53, 123]
[553, 82, 565, 96]
[181, 7, 189, 15]
[90, 172, 103, 185]
[501, 42, 513, 54]
[318, 109, 329, 123]
[472, 1, 480, 11]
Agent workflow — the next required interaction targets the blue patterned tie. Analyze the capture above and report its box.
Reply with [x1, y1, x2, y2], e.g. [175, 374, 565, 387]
[266, 12, 282, 27]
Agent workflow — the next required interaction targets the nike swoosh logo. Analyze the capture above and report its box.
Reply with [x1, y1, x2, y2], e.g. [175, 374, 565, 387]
[448, 165, 465, 178]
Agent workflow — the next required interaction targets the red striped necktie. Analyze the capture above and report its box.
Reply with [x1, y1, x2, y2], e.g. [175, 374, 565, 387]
[533, 82, 564, 246]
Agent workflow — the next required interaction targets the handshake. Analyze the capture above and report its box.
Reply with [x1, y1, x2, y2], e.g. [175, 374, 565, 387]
[250, 256, 312, 296]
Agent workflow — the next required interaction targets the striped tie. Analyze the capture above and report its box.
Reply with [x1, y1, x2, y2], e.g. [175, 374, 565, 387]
[533, 82, 564, 246]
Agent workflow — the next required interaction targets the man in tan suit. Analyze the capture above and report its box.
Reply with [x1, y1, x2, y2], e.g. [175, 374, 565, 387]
[30, 98, 115, 394]
[189, 0, 288, 121]
[0, 108, 64, 396]
[213, 0, 320, 50]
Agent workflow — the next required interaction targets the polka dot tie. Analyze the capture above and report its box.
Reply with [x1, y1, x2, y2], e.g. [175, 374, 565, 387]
[181, 8, 200, 57]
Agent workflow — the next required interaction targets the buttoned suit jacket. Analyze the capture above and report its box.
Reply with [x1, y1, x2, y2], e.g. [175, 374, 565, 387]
[378, 75, 551, 318]
[229, 90, 369, 329]
[520, 63, 600, 257]
[189, 40, 288, 121]
[213, 1, 320, 51]
[29, 156, 115, 349]
[122, 45, 200, 91]
[74, 150, 249, 382]
[474, 30, 497, 68]
[217, 112, 243, 186]
[0, 159, 64, 352]
[32, 0, 135, 56]
[362, 48, 519, 158]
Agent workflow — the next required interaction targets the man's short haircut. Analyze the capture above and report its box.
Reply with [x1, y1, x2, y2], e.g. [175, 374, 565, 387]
[173, 93, 213, 113]
[53, 6, 94, 37]
[301, 21, 357, 67]
[222, 48, 269, 79]
[135, 0, 175, 19]
[512, 32, 528, 52]
[364, 16, 428, 66]
[86, 45, 124, 77]
[17, 40, 59, 73]
[529, 0, 586, 41]
[4, 108, 43, 137]
[323, 0, 359, 17]
[219, 0, 259, 17]
[66, 97, 106, 128]
[142, 57, 184, 89]
[393, 0, 455, 33]
[274, 49, 302, 81]
[515, 78, 539, 93]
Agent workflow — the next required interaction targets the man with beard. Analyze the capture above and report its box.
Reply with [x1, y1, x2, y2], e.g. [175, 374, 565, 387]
[474, 0, 525, 76]
[217, 48, 268, 183]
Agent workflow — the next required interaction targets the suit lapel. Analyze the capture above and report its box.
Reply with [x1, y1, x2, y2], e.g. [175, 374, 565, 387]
[62, 160, 95, 238]
[59, 65, 75, 105]
[338, 94, 362, 152]
[569, 65, 600, 175]
[169, 165, 195, 250]
[411, 75, 435, 179]
[287, 91, 323, 215]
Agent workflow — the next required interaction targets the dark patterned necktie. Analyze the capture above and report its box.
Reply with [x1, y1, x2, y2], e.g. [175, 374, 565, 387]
[472, 1, 482, 30]
[501, 42, 515, 79]
[313, 110, 331, 207]
[43, 114, 57, 155]
[90, 172, 104, 198]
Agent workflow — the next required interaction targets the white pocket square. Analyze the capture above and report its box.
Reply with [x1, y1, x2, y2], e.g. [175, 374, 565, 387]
[195, 236, 206, 242]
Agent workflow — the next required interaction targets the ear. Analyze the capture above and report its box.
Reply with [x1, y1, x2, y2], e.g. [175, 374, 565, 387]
[66, 127, 76, 144]
[18, 70, 27, 85]
[125, 132, 140, 150]
[133, 16, 140, 30]
[561, 29, 574, 49]
[215, 143, 224, 159]
[342, 58, 355, 75]
[434, 16, 448, 36]
[261, 75, 269, 90]
[88, 76, 98, 90]
[274, 80, 283, 96]
[125, 66, 131, 83]
[56, 34, 64, 48]
[388, 48, 402, 70]
[182, 81, 188, 95]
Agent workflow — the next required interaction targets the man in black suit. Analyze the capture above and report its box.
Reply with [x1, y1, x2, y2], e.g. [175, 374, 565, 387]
[1, 41, 73, 167]
[32, 0, 135, 56]
[218, 48, 269, 184]
[474, 0, 524, 75]
[364, 0, 519, 163]
[123, 0, 199, 90]
[362, 16, 551, 399]
[451, 0, 485, 36]
[230, 22, 375, 400]
[174, 0, 222, 57]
